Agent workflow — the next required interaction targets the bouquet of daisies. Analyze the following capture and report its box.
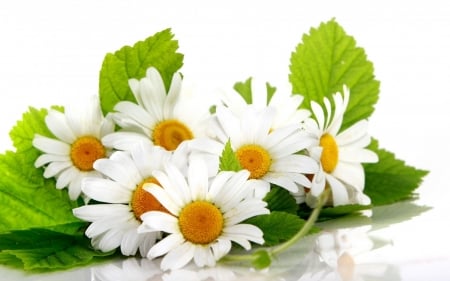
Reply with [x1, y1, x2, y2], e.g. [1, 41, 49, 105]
[0, 19, 427, 272]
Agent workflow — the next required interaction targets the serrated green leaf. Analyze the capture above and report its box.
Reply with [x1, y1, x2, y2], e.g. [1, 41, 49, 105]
[0, 151, 81, 233]
[9, 107, 53, 160]
[233, 78, 253, 104]
[363, 139, 428, 206]
[263, 186, 298, 214]
[99, 28, 184, 114]
[219, 140, 241, 172]
[0, 229, 114, 272]
[246, 211, 318, 246]
[289, 19, 379, 130]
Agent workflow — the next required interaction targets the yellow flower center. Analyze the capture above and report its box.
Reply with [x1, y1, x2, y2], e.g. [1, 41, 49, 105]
[131, 177, 167, 221]
[152, 119, 194, 151]
[319, 133, 339, 173]
[236, 144, 272, 179]
[178, 201, 224, 245]
[70, 136, 106, 171]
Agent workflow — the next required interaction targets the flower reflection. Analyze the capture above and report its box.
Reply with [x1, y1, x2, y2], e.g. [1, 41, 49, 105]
[90, 227, 401, 281]
[294, 227, 399, 281]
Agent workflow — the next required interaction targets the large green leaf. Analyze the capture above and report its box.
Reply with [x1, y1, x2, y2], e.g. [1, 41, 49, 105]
[364, 140, 428, 206]
[290, 19, 379, 130]
[0, 151, 81, 233]
[0, 228, 114, 272]
[99, 28, 184, 114]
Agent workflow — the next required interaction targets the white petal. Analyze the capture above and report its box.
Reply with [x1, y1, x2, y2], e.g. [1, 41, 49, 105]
[102, 132, 152, 151]
[187, 156, 209, 201]
[144, 184, 181, 215]
[326, 174, 349, 206]
[161, 242, 196, 270]
[148, 233, 185, 259]
[120, 228, 140, 256]
[56, 166, 78, 188]
[34, 154, 70, 167]
[335, 120, 369, 146]
[223, 224, 264, 248]
[193, 246, 215, 267]
[94, 154, 141, 188]
[73, 204, 130, 221]
[97, 227, 125, 252]
[224, 200, 269, 225]
[67, 173, 84, 199]
[82, 177, 131, 203]
[332, 162, 365, 190]
[310, 101, 325, 130]
[310, 170, 326, 196]
[263, 174, 298, 193]
[211, 239, 232, 260]
[43, 161, 72, 178]
[163, 72, 182, 118]
[114, 101, 155, 128]
[33, 135, 70, 155]
[140, 211, 178, 234]
[45, 110, 76, 143]
[339, 147, 379, 163]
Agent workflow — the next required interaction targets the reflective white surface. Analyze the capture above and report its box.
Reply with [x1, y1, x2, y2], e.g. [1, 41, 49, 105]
[1, 0, 450, 280]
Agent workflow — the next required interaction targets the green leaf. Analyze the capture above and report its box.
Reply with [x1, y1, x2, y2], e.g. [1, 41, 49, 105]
[363, 139, 429, 206]
[9, 107, 54, 160]
[219, 140, 241, 172]
[289, 19, 379, 130]
[266, 82, 276, 104]
[233, 78, 253, 104]
[246, 211, 318, 246]
[0, 228, 115, 272]
[263, 186, 298, 214]
[0, 151, 81, 233]
[99, 28, 184, 114]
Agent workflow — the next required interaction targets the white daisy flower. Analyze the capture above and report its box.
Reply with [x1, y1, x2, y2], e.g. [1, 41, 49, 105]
[73, 141, 188, 256]
[104, 67, 209, 152]
[138, 157, 269, 270]
[304, 86, 378, 206]
[206, 105, 318, 198]
[32, 95, 114, 200]
[219, 78, 310, 130]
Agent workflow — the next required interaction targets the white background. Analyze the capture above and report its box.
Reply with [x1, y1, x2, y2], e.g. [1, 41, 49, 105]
[1, 0, 450, 280]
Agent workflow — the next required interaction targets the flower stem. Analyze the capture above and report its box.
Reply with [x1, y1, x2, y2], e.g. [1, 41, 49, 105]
[220, 189, 330, 268]
[271, 188, 329, 256]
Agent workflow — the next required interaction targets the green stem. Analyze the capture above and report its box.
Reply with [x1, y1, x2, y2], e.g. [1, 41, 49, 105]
[270, 188, 329, 256]
[220, 189, 330, 267]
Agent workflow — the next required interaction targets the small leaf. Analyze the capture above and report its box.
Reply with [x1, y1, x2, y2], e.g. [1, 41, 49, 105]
[99, 29, 184, 114]
[9, 107, 53, 160]
[264, 186, 298, 214]
[298, 203, 371, 221]
[290, 19, 379, 130]
[219, 140, 241, 172]
[363, 139, 429, 206]
[233, 78, 253, 104]
[266, 82, 276, 105]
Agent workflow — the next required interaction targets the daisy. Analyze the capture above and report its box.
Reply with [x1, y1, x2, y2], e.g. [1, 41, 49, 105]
[103, 67, 209, 152]
[32, 95, 114, 200]
[206, 105, 318, 198]
[72, 141, 188, 256]
[303, 86, 378, 206]
[219, 78, 310, 130]
[138, 157, 270, 270]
